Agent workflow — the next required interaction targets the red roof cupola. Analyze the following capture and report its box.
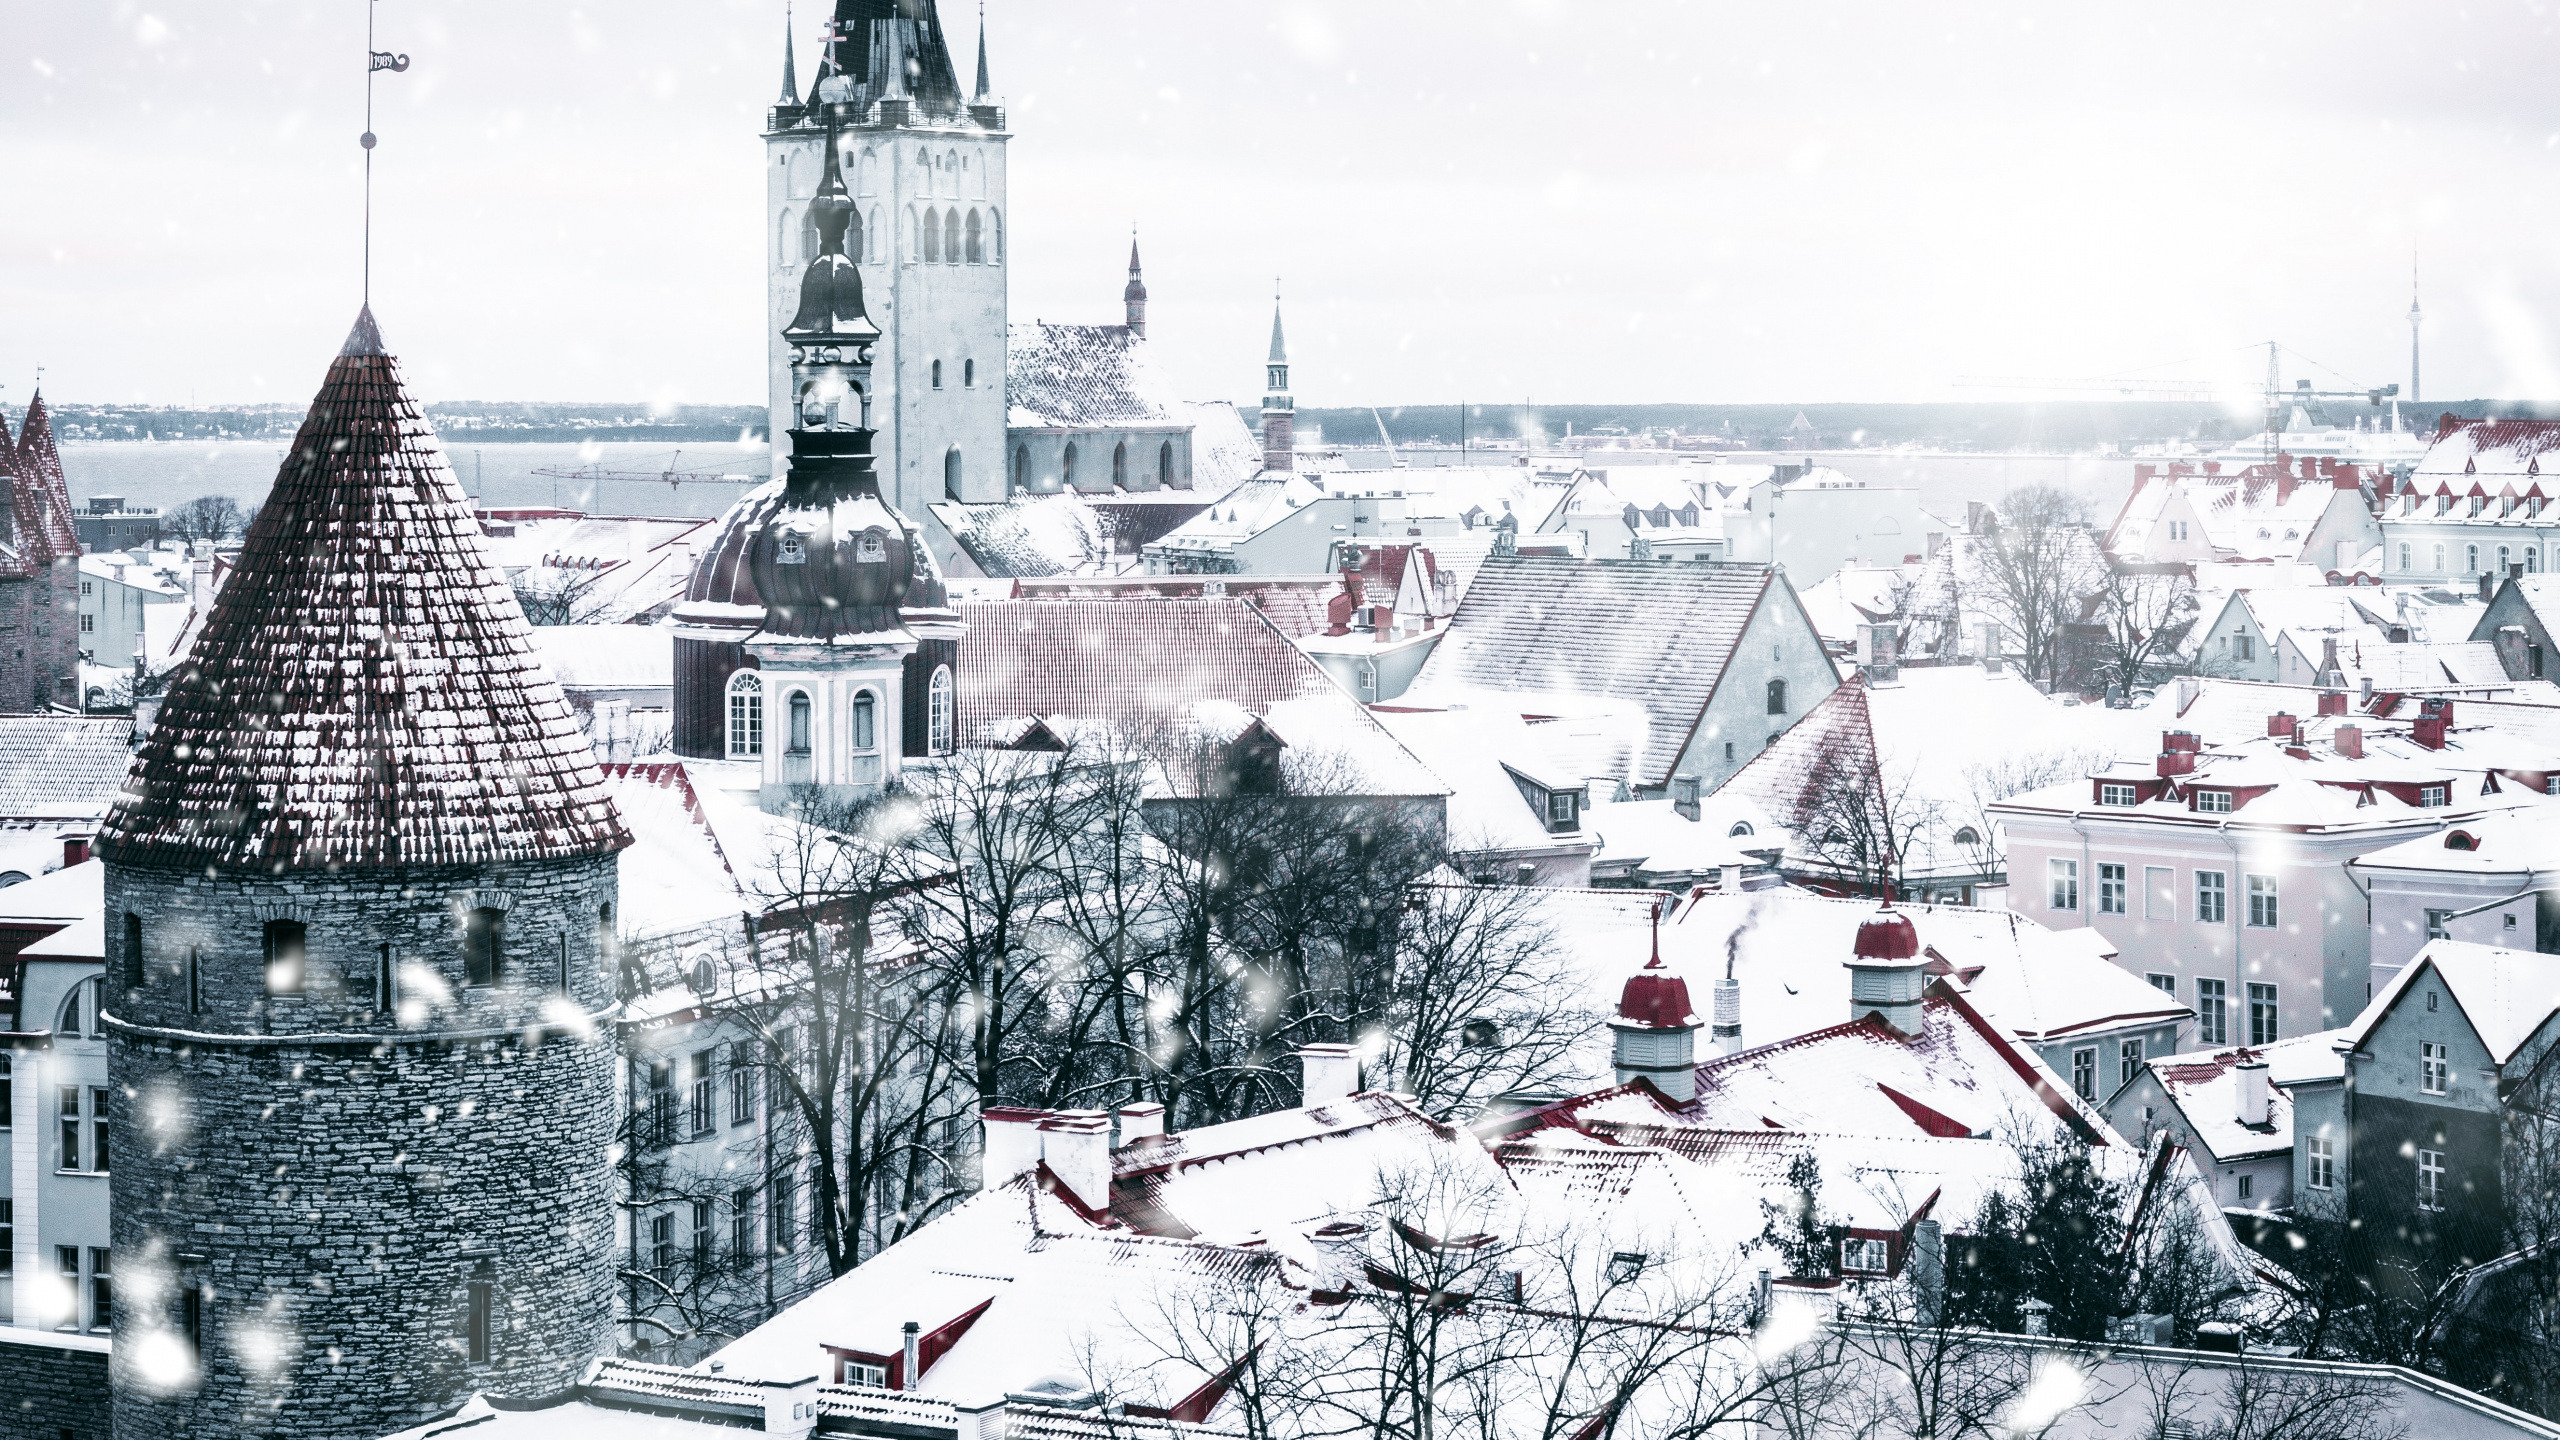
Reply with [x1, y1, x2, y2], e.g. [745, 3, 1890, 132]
[1617, 903, 1698, 1029]
[1611, 902, 1699, 1103]
[1852, 908, 1920, 962]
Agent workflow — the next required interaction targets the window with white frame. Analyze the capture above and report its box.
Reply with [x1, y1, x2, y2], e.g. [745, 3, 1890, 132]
[2248, 983, 2279, 1046]
[2196, 789, 2234, 813]
[2100, 783, 2138, 806]
[2120, 1037, 2143, 1087]
[2246, 874, 2278, 928]
[727, 671, 764, 758]
[929, 665, 955, 754]
[2420, 784, 2447, 807]
[2098, 863, 2127, 915]
[2399, 541, 2412, 571]
[2148, 973, 2177, 994]
[2422, 1041, 2450, 1095]
[2049, 858, 2079, 911]
[1547, 790, 1577, 826]
[2198, 978, 2228, 1046]
[2234, 633, 2255, 661]
[2196, 870, 2227, 924]
[1841, 1237, 1889, 1273]
[688, 1050, 715, 1137]
[651, 1212, 675, 1275]
[850, 690, 877, 751]
[2425, 909, 2454, 940]
[731, 1187, 758, 1269]
[2418, 1147, 2446, 1212]
[2308, 1134, 2335, 1190]
[2238, 1173, 2254, 1201]
[2072, 1046, 2097, 1100]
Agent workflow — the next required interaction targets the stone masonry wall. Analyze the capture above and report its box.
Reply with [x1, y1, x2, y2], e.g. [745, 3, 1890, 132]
[0, 1331, 111, 1438]
[106, 853, 620, 1440]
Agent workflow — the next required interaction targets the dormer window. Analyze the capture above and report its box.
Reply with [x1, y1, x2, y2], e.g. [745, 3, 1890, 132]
[1548, 790, 1578, 828]
[778, 534, 807, 566]
[857, 531, 887, 563]
[2100, 783, 2138, 806]
[2196, 790, 2233, 814]
[2420, 784, 2448, 807]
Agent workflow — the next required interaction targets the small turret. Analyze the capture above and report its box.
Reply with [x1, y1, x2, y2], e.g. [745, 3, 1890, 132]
[1611, 903, 1700, 1103]
[1843, 904, 1927, 1036]
[1261, 280, 1294, 474]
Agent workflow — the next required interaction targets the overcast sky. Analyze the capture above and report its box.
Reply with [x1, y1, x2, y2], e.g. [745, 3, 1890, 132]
[9, 2, 2560, 411]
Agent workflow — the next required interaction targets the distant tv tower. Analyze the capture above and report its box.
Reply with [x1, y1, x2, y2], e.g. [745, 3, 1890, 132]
[2409, 252, 2423, 404]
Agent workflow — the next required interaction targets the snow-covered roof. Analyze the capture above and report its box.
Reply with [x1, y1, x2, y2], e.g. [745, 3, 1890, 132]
[1007, 322, 1190, 429]
[2351, 806, 2560, 878]
[1371, 709, 1601, 857]
[2341, 939, 2560, 1068]
[78, 552, 189, 596]
[98, 316, 629, 873]
[1795, 565, 1917, 646]
[472, 510, 722, 624]
[2142, 1038, 2336, 1163]
[528, 625, 674, 692]
[0, 716, 133, 820]
[1411, 557, 1804, 790]
[1582, 794, 1781, 879]
[930, 494, 1112, 577]
[956, 598, 1444, 799]
[2413, 416, 2560, 479]
[0, 856, 101, 927]
[1144, 475, 1331, 558]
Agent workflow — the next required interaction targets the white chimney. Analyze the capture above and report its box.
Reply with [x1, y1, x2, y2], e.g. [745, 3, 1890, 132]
[1299, 1044, 1359, 1104]
[2233, 1059, 2270, 1128]
[980, 1107, 1050, 1191]
[1037, 1111, 1113, 1213]
[1670, 773, 1701, 823]
[1116, 1101, 1166, 1146]
[1709, 976, 1743, 1057]
[900, 1320, 922, 1391]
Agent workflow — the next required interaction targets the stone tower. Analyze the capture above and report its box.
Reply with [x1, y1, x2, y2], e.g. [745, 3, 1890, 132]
[100, 308, 631, 1440]
[0, 390, 85, 711]
[1261, 283, 1294, 474]
[767, 0, 1009, 518]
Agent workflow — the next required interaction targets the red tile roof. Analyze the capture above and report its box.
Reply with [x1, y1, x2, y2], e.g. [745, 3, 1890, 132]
[1410, 556, 1786, 788]
[99, 310, 629, 871]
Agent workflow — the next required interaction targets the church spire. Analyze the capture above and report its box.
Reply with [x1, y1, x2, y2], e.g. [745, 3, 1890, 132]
[1261, 280, 1294, 474]
[1124, 230, 1147, 339]
[778, 5, 800, 107]
[974, 2, 991, 100]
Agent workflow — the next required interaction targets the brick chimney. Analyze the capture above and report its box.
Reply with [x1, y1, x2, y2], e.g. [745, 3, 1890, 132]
[2267, 712, 2297, 740]
[61, 835, 89, 867]
[2414, 698, 2453, 750]
[2317, 688, 2347, 717]
[2276, 469, 2296, 507]
[2333, 725, 2362, 759]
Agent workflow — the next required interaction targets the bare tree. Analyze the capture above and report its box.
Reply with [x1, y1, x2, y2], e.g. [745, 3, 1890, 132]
[1962, 488, 2105, 690]
[1952, 748, 2106, 885]
[513, 565, 619, 626]
[163, 493, 251, 544]
[1372, 880, 1596, 1121]
[1789, 741, 1941, 897]
[2085, 560, 2198, 699]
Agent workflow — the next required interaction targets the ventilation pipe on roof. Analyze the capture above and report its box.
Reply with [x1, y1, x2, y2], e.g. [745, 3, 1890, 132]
[901, 1321, 922, 1392]
[2234, 1059, 2271, 1128]
[1299, 1044, 1359, 1104]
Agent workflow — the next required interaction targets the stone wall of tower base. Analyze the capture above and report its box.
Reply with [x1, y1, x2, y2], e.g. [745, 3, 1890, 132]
[0, 1329, 111, 1438]
[106, 854, 622, 1440]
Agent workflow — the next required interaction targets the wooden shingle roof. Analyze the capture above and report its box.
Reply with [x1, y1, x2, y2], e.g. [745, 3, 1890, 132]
[98, 310, 629, 872]
[1410, 556, 1783, 788]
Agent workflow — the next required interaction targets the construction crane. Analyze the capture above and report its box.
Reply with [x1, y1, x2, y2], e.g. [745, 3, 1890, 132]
[1956, 341, 2399, 457]
[1370, 407, 1408, 468]
[528, 449, 763, 492]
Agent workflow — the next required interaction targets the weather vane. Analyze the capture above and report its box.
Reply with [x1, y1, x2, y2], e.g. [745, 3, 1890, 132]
[361, 0, 412, 303]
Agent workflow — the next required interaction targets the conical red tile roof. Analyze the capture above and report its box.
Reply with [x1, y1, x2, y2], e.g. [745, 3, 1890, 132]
[11, 393, 81, 562]
[99, 309, 630, 872]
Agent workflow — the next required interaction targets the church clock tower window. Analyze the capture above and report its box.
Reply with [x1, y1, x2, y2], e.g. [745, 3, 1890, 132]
[851, 692, 878, 752]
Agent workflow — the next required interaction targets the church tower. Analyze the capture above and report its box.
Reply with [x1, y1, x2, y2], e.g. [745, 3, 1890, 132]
[767, 0, 1009, 518]
[1261, 283, 1294, 474]
[1124, 234, 1147, 339]
[101, 309, 629, 1440]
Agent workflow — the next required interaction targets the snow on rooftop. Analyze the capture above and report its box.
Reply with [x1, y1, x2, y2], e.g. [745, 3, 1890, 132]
[2344, 939, 2560, 1067]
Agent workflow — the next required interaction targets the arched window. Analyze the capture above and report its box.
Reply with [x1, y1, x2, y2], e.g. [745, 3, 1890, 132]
[2498, 545, 2513, 576]
[944, 210, 961, 263]
[778, 209, 794, 268]
[857, 148, 877, 196]
[1013, 444, 1029, 493]
[964, 358, 976, 388]
[463, 909, 502, 988]
[265, 918, 307, 995]
[865, 208, 880, 262]
[122, 911, 144, 990]
[59, 975, 102, 1037]
[1766, 678, 1787, 715]
[945, 447, 964, 501]
[800, 209, 820, 265]
[945, 149, 960, 195]
[929, 665, 955, 754]
[846, 208, 863, 263]
[1062, 444, 1079, 488]
[1113, 442, 1128, 487]
[921, 207, 941, 263]
[2467, 544, 2481, 574]
[850, 691, 877, 751]
[989, 209, 1001, 262]
[1953, 826, 1982, 847]
[1728, 822, 1755, 838]
[787, 691, 812, 753]
[965, 209, 983, 263]
[932, 359, 944, 390]
[2433, 543, 2446, 572]
[1159, 440, 1173, 488]
[727, 670, 764, 758]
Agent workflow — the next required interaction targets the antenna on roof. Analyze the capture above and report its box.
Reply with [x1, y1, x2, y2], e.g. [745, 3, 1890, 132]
[360, 0, 412, 304]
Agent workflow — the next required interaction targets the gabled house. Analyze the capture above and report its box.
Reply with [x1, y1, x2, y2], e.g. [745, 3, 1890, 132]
[2472, 572, 2560, 682]
[2294, 940, 2560, 1273]
[2105, 1031, 2349, 1214]
[1405, 555, 1839, 797]
[2380, 416, 2560, 584]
